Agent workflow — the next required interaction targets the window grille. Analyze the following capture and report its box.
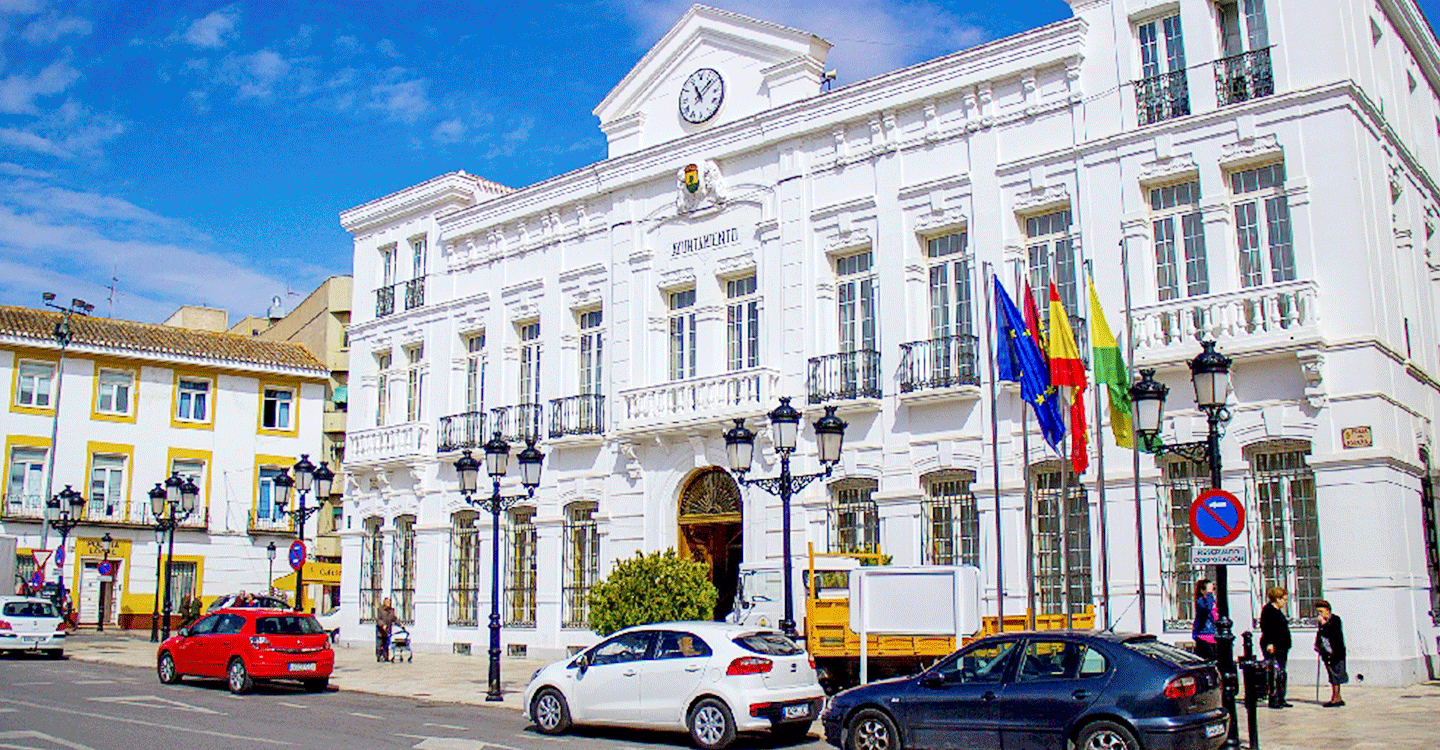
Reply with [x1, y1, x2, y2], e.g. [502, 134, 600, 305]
[359, 517, 384, 623]
[391, 515, 416, 624]
[1032, 464, 1091, 616]
[923, 471, 980, 567]
[448, 511, 480, 626]
[562, 503, 599, 629]
[1160, 458, 1208, 629]
[1421, 449, 1440, 625]
[166, 561, 198, 605]
[829, 479, 879, 553]
[1246, 441, 1321, 625]
[507, 508, 538, 627]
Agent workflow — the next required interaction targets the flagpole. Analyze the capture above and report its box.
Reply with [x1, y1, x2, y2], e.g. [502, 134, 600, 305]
[1120, 236, 1147, 633]
[1016, 262, 1036, 631]
[983, 263, 1005, 633]
[1086, 265, 1112, 630]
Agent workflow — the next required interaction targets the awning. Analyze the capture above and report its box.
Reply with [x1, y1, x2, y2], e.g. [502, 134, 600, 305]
[273, 561, 342, 588]
[332, 385, 348, 405]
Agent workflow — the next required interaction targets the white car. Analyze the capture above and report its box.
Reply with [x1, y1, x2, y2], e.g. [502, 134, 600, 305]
[314, 605, 341, 642]
[523, 621, 824, 749]
[0, 596, 66, 658]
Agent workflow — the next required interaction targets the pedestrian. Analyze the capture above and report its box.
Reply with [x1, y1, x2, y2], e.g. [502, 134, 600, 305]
[185, 592, 203, 624]
[1259, 585, 1292, 708]
[1192, 579, 1218, 661]
[178, 593, 193, 627]
[1314, 599, 1347, 707]
[375, 597, 396, 662]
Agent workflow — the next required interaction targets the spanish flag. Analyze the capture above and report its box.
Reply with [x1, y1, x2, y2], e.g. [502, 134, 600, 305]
[1087, 276, 1134, 449]
[1048, 283, 1088, 474]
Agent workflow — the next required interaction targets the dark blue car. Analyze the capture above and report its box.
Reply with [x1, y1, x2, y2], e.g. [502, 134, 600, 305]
[821, 631, 1226, 750]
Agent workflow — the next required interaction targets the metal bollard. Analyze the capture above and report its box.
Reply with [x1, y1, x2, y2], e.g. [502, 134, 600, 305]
[1238, 632, 1262, 749]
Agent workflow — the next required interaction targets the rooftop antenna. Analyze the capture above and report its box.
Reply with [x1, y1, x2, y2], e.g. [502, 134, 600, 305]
[105, 264, 122, 318]
[822, 69, 837, 92]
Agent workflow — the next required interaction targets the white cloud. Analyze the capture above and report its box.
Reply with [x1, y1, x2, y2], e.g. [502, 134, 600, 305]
[376, 38, 400, 58]
[619, 0, 990, 83]
[504, 116, 534, 143]
[370, 78, 428, 123]
[0, 162, 50, 178]
[181, 6, 240, 49]
[0, 126, 69, 157]
[332, 35, 362, 56]
[432, 117, 463, 143]
[0, 59, 81, 114]
[223, 49, 291, 99]
[0, 0, 44, 15]
[22, 14, 92, 44]
[187, 89, 209, 111]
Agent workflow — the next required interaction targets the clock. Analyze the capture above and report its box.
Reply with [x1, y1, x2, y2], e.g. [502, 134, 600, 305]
[678, 68, 724, 124]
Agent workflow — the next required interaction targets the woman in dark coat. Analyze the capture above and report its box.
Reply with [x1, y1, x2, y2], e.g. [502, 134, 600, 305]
[1314, 599, 1347, 707]
[1259, 586, 1292, 708]
[1191, 579, 1218, 660]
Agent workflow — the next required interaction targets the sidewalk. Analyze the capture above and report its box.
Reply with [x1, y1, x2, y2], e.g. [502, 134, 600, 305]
[63, 629, 548, 710]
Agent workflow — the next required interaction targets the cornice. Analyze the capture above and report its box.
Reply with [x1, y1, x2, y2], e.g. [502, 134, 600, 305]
[340, 173, 510, 235]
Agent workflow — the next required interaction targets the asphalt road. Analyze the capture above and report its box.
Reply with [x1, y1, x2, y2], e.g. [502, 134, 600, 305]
[0, 655, 828, 750]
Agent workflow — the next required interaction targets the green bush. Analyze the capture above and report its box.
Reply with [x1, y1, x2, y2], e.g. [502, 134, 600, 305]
[588, 549, 718, 636]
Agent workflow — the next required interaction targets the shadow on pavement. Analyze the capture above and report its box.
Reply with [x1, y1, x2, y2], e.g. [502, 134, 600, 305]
[529, 724, 819, 749]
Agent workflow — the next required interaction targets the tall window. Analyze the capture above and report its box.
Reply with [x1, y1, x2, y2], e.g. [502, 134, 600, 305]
[836, 251, 877, 354]
[923, 471, 980, 567]
[376, 352, 392, 426]
[1231, 162, 1294, 286]
[176, 378, 211, 422]
[96, 369, 133, 415]
[562, 503, 599, 629]
[171, 458, 206, 512]
[1217, 0, 1269, 57]
[262, 388, 294, 430]
[1026, 209, 1077, 321]
[726, 275, 759, 370]
[519, 322, 541, 405]
[1032, 464, 1091, 616]
[669, 289, 697, 380]
[1160, 458, 1208, 629]
[464, 333, 486, 413]
[927, 232, 974, 339]
[507, 507, 538, 627]
[579, 310, 603, 395]
[88, 455, 125, 517]
[829, 479, 880, 553]
[380, 245, 397, 287]
[16, 361, 55, 408]
[1150, 181, 1209, 300]
[360, 517, 384, 623]
[448, 511, 480, 626]
[257, 467, 286, 522]
[404, 344, 424, 421]
[5, 447, 47, 511]
[1138, 14, 1185, 80]
[1247, 441, 1321, 623]
[167, 561, 198, 604]
[392, 515, 416, 624]
[411, 236, 427, 278]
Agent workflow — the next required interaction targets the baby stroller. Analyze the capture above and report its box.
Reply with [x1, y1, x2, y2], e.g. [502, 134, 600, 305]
[389, 624, 413, 663]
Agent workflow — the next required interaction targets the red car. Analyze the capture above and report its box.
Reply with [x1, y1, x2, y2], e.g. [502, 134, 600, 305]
[157, 608, 334, 694]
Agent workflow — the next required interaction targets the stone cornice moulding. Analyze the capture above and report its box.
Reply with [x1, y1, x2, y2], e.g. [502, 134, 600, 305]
[1012, 183, 1071, 215]
[1217, 133, 1284, 171]
[657, 267, 698, 291]
[1137, 153, 1201, 186]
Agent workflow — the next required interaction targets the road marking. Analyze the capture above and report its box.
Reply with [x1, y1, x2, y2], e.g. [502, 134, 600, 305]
[0, 729, 102, 750]
[278, 702, 309, 709]
[12, 681, 53, 686]
[0, 697, 294, 745]
[72, 680, 116, 685]
[521, 733, 569, 743]
[88, 695, 225, 715]
[350, 712, 384, 720]
[397, 737, 520, 750]
[424, 723, 468, 731]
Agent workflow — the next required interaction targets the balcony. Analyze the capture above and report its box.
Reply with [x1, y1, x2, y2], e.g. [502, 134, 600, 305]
[899, 334, 981, 395]
[489, 404, 544, 443]
[346, 422, 431, 465]
[1132, 280, 1318, 357]
[375, 286, 395, 317]
[1135, 69, 1190, 126]
[405, 276, 426, 310]
[438, 410, 487, 452]
[1214, 48, 1274, 106]
[1, 494, 45, 521]
[550, 394, 605, 438]
[2, 494, 209, 530]
[248, 513, 294, 535]
[617, 368, 779, 434]
[808, 350, 882, 404]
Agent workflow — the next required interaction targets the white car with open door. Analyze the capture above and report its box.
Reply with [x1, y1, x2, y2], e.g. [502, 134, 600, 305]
[0, 596, 67, 658]
[523, 621, 824, 750]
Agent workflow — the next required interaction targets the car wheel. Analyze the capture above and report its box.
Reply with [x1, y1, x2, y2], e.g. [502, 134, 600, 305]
[688, 697, 736, 750]
[157, 652, 181, 684]
[329, 629, 339, 643]
[1077, 720, 1141, 750]
[227, 658, 253, 694]
[531, 688, 572, 735]
[771, 722, 813, 743]
[303, 677, 329, 693]
[846, 709, 901, 750]
[44, 649, 64, 660]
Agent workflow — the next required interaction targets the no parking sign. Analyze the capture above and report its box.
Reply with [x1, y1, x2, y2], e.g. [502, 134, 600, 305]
[1190, 489, 1245, 546]
[289, 540, 306, 571]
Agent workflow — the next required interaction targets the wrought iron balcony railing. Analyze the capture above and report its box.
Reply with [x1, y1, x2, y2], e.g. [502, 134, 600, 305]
[489, 403, 544, 443]
[375, 285, 395, 317]
[248, 513, 294, 535]
[1, 494, 46, 520]
[405, 276, 426, 310]
[1135, 69, 1190, 126]
[438, 410, 487, 452]
[808, 349, 883, 404]
[899, 334, 981, 393]
[1214, 47, 1274, 106]
[550, 394, 604, 438]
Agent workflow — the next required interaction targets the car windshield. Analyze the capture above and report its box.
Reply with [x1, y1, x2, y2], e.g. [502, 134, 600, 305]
[255, 616, 325, 635]
[733, 633, 804, 656]
[1123, 637, 1208, 666]
[3, 601, 56, 617]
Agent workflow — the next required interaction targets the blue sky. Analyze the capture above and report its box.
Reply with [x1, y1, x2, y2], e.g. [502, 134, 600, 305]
[0, 1, 1436, 324]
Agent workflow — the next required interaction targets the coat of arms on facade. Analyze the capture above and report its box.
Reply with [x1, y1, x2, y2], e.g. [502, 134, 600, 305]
[676, 159, 726, 211]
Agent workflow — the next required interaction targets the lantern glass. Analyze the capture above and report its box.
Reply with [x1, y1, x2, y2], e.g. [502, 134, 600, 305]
[813, 406, 847, 464]
[454, 450, 480, 494]
[273, 470, 295, 509]
[484, 433, 510, 478]
[313, 462, 335, 498]
[64, 486, 85, 510]
[769, 397, 802, 452]
[1192, 369, 1230, 409]
[1134, 397, 1165, 437]
[293, 455, 315, 494]
[46, 495, 60, 522]
[267, 541, 277, 561]
[723, 419, 756, 473]
[179, 477, 199, 513]
[149, 484, 166, 517]
[518, 441, 544, 489]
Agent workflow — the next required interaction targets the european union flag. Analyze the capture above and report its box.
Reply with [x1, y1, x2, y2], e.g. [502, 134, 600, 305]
[994, 275, 1066, 451]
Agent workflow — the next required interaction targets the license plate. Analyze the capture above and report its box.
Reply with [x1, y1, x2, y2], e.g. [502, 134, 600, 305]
[21, 636, 44, 643]
[1205, 723, 1226, 738]
[783, 704, 810, 719]
[288, 662, 316, 672]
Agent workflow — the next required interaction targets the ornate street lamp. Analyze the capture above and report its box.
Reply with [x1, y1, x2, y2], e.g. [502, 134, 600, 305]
[45, 485, 86, 623]
[275, 455, 333, 612]
[458, 435, 543, 702]
[266, 541, 278, 596]
[150, 475, 197, 640]
[96, 533, 116, 632]
[150, 524, 165, 642]
[721, 398, 847, 637]
[1130, 340, 1238, 750]
[37, 294, 92, 561]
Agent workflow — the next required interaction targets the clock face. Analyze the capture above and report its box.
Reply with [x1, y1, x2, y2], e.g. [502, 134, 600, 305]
[678, 68, 724, 124]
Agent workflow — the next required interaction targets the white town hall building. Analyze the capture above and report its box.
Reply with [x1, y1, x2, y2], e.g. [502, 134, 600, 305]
[336, 0, 1440, 685]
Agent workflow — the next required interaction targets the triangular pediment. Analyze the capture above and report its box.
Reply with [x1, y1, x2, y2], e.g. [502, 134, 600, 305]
[594, 4, 830, 158]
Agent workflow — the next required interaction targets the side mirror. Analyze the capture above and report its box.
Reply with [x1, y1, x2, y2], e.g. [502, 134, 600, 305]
[178, 627, 192, 638]
[919, 672, 944, 689]
[572, 653, 589, 674]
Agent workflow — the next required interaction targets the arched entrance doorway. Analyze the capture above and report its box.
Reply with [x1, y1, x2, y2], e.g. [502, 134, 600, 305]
[678, 468, 742, 620]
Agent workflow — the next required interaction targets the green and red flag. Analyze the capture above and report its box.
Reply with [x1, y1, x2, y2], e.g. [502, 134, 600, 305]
[1087, 275, 1134, 449]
